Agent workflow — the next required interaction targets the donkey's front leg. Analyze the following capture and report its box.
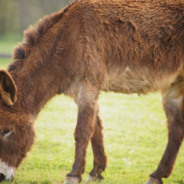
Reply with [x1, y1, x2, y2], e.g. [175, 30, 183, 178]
[145, 83, 184, 184]
[64, 85, 99, 184]
[86, 103, 107, 183]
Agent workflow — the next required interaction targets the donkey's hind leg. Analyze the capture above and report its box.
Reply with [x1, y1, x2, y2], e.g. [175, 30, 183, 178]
[86, 103, 107, 183]
[145, 77, 184, 184]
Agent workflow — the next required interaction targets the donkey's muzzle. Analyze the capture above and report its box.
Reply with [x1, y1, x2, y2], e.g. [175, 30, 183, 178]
[0, 159, 15, 182]
[0, 173, 5, 182]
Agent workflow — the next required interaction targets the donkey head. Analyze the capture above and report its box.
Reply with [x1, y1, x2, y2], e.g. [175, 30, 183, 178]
[0, 70, 35, 182]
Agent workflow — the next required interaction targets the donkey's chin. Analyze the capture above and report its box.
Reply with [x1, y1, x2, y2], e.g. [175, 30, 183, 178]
[0, 159, 15, 182]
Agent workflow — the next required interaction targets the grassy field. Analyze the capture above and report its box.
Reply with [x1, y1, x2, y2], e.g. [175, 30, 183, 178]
[0, 39, 184, 184]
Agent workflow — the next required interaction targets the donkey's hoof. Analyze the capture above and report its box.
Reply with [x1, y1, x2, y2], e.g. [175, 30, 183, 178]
[64, 176, 79, 184]
[145, 177, 162, 184]
[86, 175, 97, 183]
[86, 175, 103, 183]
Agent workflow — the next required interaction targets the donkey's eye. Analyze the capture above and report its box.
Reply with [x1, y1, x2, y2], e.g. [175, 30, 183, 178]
[1, 130, 12, 137]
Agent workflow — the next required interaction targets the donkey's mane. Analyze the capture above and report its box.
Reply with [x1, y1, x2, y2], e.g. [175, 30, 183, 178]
[11, 0, 78, 62]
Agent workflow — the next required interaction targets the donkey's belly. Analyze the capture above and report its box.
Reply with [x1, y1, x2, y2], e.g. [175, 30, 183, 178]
[108, 77, 151, 94]
[103, 66, 178, 94]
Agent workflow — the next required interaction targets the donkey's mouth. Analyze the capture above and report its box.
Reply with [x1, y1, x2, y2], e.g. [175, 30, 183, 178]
[0, 174, 14, 182]
[0, 170, 14, 182]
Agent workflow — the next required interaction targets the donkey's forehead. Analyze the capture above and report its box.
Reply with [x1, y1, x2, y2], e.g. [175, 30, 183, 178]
[0, 123, 15, 131]
[0, 101, 17, 111]
[0, 110, 17, 121]
[0, 111, 35, 128]
[0, 114, 18, 131]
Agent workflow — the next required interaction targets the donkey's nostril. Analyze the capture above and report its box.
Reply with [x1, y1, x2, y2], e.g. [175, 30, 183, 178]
[0, 173, 5, 182]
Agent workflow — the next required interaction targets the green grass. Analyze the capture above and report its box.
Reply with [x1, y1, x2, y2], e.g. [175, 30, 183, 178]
[1, 40, 184, 184]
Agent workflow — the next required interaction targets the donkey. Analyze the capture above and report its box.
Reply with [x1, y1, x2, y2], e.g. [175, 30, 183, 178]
[1, 0, 184, 183]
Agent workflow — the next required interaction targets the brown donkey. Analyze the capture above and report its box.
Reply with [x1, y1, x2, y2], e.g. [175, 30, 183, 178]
[1, 0, 184, 183]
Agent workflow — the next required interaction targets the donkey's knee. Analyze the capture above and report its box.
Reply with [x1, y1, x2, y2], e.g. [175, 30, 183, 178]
[162, 83, 184, 133]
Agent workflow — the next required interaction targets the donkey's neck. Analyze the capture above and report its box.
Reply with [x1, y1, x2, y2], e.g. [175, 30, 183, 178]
[10, 56, 62, 114]
[8, 13, 69, 114]
[8, 1, 82, 115]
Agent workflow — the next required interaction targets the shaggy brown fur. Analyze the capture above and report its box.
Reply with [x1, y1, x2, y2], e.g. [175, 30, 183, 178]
[1, 0, 184, 183]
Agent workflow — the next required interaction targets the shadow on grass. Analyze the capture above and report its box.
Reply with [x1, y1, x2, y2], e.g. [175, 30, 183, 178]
[172, 180, 184, 184]
[178, 181, 184, 184]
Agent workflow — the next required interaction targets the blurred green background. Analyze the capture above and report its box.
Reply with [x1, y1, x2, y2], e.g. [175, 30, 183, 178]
[0, 0, 72, 57]
[0, 0, 71, 36]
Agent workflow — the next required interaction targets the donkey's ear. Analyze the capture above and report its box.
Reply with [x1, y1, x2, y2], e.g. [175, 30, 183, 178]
[0, 70, 17, 106]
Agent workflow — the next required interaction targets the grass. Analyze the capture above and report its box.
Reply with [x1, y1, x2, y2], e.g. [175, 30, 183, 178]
[0, 39, 184, 184]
